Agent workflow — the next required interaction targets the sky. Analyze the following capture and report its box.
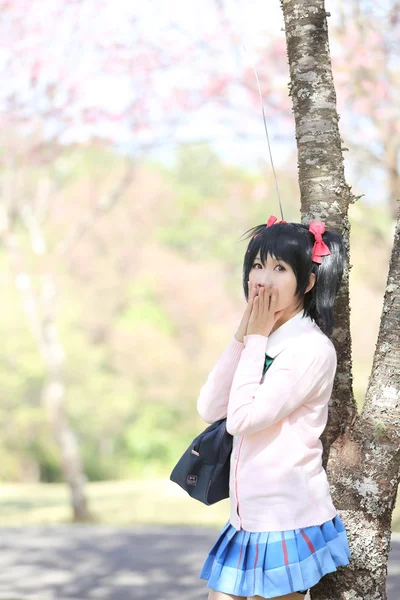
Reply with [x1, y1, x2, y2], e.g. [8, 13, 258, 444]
[135, 0, 291, 168]
[2, 0, 397, 207]
[51, 0, 291, 168]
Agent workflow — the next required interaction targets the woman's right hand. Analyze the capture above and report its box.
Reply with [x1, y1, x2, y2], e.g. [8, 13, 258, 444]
[234, 281, 261, 343]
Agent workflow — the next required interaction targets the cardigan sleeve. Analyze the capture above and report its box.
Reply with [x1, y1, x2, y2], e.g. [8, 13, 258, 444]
[226, 333, 337, 436]
[196, 335, 245, 424]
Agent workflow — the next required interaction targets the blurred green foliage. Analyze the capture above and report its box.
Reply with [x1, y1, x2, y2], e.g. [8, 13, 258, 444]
[0, 142, 394, 484]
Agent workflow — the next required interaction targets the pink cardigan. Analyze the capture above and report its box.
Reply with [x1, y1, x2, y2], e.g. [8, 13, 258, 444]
[197, 309, 338, 532]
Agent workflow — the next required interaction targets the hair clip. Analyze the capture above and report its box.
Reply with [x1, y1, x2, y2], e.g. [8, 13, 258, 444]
[266, 215, 287, 227]
[246, 215, 287, 252]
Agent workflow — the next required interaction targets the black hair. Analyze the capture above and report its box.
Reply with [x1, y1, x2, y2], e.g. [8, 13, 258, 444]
[239, 221, 345, 336]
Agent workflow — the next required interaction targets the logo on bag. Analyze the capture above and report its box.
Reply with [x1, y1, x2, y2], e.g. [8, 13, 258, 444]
[187, 475, 198, 486]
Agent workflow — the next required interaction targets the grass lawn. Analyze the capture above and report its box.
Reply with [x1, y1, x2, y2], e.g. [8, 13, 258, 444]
[0, 478, 399, 532]
[0, 479, 229, 528]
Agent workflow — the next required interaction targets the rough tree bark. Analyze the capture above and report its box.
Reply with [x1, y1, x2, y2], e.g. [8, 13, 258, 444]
[280, 1, 400, 598]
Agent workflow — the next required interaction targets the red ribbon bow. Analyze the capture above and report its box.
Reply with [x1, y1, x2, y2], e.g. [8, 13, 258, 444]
[309, 221, 331, 264]
[252, 215, 287, 240]
[266, 215, 287, 227]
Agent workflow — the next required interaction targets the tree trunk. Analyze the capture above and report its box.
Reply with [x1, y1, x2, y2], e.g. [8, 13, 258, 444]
[0, 184, 91, 522]
[280, 0, 400, 597]
[385, 141, 400, 220]
[38, 272, 91, 521]
[279, 0, 357, 452]
[323, 218, 400, 599]
[1, 159, 137, 520]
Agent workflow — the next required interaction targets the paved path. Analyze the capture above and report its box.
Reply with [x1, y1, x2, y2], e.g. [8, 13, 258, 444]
[0, 526, 398, 599]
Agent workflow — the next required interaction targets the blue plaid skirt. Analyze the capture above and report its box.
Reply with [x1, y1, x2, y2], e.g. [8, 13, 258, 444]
[199, 514, 351, 598]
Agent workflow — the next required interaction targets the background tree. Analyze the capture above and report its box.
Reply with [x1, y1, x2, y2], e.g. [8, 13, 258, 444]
[0, 0, 284, 518]
[331, 1, 400, 219]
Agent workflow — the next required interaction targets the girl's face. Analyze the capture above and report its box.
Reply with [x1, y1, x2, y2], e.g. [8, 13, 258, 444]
[249, 252, 303, 315]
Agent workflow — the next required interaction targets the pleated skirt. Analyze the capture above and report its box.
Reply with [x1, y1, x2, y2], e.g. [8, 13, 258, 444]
[199, 514, 351, 598]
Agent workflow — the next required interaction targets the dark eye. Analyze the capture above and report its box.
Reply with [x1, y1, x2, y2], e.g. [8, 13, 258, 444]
[252, 262, 286, 271]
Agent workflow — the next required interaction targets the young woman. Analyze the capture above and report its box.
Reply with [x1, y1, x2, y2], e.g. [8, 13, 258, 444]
[196, 216, 351, 599]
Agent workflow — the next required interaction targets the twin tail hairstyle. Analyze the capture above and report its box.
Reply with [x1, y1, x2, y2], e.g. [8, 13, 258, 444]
[239, 220, 345, 336]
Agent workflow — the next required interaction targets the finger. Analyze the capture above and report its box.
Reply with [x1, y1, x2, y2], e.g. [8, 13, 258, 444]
[248, 288, 256, 311]
[261, 285, 269, 310]
[247, 281, 254, 307]
[268, 285, 275, 311]
[271, 285, 278, 301]
[248, 282, 257, 308]
[252, 294, 259, 319]
[258, 286, 265, 315]
[270, 286, 279, 312]
[253, 283, 263, 301]
[269, 287, 273, 311]
[269, 285, 277, 309]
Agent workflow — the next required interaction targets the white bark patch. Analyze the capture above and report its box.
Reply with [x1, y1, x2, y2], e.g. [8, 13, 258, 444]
[294, 85, 336, 110]
[382, 386, 399, 406]
[332, 326, 348, 343]
[296, 71, 318, 84]
[354, 477, 384, 515]
[386, 283, 397, 293]
[297, 119, 333, 132]
[306, 203, 332, 221]
[283, 3, 319, 21]
[297, 55, 317, 68]
[380, 341, 391, 353]
[299, 130, 335, 143]
[307, 178, 332, 186]
[311, 95, 336, 110]
[336, 372, 351, 385]
[297, 88, 311, 99]
[337, 473, 385, 516]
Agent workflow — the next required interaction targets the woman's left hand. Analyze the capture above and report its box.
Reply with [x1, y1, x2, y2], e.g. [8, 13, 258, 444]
[246, 285, 285, 337]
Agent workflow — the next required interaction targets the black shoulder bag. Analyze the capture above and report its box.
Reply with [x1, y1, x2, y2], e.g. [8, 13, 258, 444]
[169, 417, 232, 506]
[169, 353, 274, 506]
